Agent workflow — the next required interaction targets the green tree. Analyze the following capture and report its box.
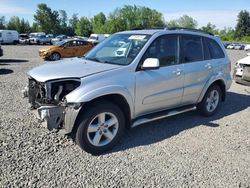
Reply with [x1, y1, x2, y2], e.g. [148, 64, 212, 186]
[75, 16, 92, 36]
[34, 3, 61, 34]
[201, 22, 217, 33]
[166, 15, 198, 29]
[219, 27, 235, 41]
[104, 5, 164, 33]
[7, 16, 31, 33]
[31, 23, 40, 32]
[177, 15, 198, 28]
[92, 12, 106, 33]
[7, 16, 20, 31]
[235, 10, 250, 39]
[0, 16, 6, 29]
[59, 10, 68, 32]
[69, 13, 79, 35]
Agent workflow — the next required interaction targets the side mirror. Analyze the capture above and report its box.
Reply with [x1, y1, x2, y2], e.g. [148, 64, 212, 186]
[141, 58, 160, 70]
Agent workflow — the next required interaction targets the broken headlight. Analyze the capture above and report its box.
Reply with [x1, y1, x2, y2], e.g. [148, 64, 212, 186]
[49, 79, 81, 103]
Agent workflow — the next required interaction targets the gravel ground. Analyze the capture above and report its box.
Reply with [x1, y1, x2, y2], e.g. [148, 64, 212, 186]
[0, 45, 249, 187]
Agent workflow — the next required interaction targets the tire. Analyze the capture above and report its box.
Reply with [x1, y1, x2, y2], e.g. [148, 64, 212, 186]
[197, 84, 222, 117]
[75, 101, 125, 155]
[50, 52, 61, 61]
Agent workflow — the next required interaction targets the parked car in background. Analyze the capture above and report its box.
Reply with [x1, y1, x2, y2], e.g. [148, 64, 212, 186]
[234, 53, 250, 85]
[24, 28, 232, 154]
[87, 34, 108, 43]
[39, 39, 94, 61]
[227, 44, 236, 49]
[29, 32, 46, 38]
[244, 44, 250, 51]
[51, 35, 68, 44]
[223, 42, 230, 48]
[0, 44, 3, 56]
[19, 34, 30, 44]
[234, 44, 245, 50]
[29, 35, 52, 45]
[0, 30, 19, 44]
[73, 36, 89, 41]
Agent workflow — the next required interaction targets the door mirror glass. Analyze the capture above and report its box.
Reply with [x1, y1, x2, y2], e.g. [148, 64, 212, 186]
[141, 58, 160, 70]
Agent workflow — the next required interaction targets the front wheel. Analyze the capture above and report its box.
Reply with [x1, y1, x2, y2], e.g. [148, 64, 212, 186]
[197, 84, 222, 116]
[50, 52, 61, 61]
[75, 101, 125, 155]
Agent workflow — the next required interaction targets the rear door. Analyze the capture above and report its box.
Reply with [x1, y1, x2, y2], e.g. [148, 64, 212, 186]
[77, 41, 93, 56]
[181, 34, 213, 105]
[61, 41, 75, 57]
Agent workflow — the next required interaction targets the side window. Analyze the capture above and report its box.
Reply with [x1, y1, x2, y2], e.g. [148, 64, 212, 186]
[206, 38, 225, 59]
[63, 42, 73, 47]
[78, 41, 87, 46]
[142, 35, 179, 67]
[181, 35, 203, 63]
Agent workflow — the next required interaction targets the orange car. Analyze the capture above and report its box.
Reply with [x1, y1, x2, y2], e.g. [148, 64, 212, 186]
[39, 39, 94, 61]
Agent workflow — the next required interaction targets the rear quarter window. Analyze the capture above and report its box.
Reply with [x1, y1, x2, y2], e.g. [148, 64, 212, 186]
[205, 38, 225, 59]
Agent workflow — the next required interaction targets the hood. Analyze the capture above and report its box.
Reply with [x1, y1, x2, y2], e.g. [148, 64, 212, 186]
[28, 58, 122, 82]
[39, 46, 57, 52]
[238, 55, 250, 65]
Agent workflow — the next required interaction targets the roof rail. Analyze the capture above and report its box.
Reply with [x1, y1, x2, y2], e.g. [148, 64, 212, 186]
[166, 27, 214, 36]
[130, 27, 214, 36]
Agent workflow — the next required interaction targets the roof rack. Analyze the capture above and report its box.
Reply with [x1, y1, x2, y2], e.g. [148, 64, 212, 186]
[166, 27, 214, 36]
[130, 27, 214, 36]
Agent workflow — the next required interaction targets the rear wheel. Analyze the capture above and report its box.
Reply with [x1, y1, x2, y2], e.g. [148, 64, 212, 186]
[50, 52, 61, 61]
[75, 101, 125, 155]
[197, 84, 222, 116]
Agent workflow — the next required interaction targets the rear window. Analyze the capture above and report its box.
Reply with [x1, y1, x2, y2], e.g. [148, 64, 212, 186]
[205, 38, 225, 59]
[181, 35, 203, 63]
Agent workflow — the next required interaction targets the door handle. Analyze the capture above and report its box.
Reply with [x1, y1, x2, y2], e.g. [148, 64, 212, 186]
[205, 63, 212, 70]
[172, 69, 182, 76]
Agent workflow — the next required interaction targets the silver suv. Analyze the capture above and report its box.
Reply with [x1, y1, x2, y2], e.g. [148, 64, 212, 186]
[23, 28, 232, 154]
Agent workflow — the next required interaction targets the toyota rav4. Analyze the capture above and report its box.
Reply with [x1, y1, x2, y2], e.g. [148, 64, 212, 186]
[23, 28, 232, 154]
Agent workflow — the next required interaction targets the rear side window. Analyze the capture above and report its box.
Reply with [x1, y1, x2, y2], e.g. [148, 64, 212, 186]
[205, 38, 225, 59]
[181, 35, 203, 63]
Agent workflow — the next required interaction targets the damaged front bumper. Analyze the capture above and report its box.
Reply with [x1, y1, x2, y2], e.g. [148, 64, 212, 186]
[22, 82, 82, 134]
[234, 65, 250, 86]
[35, 105, 64, 131]
[30, 103, 82, 134]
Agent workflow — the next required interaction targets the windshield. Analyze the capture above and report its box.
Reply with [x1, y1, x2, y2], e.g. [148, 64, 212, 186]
[54, 40, 65, 46]
[85, 33, 151, 65]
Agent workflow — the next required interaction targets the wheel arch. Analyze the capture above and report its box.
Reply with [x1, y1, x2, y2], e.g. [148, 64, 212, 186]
[71, 93, 132, 136]
[198, 78, 226, 103]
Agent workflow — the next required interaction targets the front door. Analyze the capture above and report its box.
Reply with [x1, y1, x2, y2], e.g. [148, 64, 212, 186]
[61, 41, 76, 57]
[135, 34, 184, 117]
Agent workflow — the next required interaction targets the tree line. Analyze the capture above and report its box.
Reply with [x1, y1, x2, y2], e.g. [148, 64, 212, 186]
[0, 3, 250, 42]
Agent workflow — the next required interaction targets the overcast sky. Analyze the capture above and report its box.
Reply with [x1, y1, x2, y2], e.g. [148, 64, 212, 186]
[0, 0, 250, 29]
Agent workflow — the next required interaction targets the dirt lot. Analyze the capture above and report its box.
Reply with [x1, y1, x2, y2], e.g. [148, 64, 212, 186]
[0, 45, 249, 187]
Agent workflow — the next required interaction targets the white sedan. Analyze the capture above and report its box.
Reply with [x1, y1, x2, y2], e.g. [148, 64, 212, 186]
[234, 53, 250, 85]
[244, 44, 250, 51]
